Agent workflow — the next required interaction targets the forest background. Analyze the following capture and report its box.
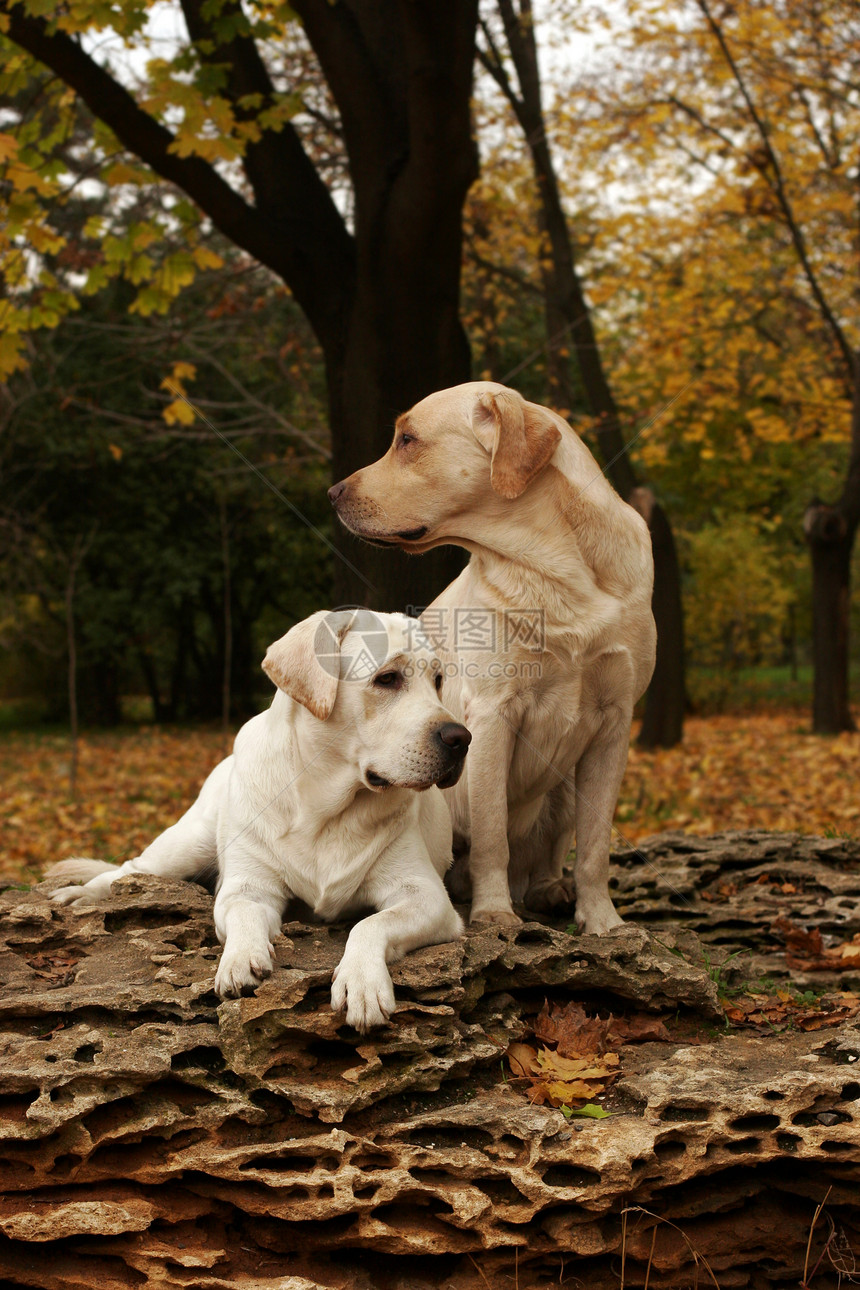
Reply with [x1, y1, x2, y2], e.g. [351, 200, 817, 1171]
[1, 0, 858, 879]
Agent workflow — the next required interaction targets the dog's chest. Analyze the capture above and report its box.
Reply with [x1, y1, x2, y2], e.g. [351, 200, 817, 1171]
[268, 794, 412, 915]
[509, 679, 593, 789]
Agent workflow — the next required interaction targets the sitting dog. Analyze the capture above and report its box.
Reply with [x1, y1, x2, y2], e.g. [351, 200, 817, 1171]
[46, 610, 470, 1032]
[328, 382, 656, 933]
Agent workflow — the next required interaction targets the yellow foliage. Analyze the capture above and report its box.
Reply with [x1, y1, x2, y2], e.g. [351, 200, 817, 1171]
[161, 397, 196, 426]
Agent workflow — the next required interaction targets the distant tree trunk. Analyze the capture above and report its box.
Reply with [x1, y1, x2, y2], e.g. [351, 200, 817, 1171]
[63, 530, 96, 790]
[803, 356, 860, 734]
[219, 497, 232, 750]
[168, 601, 192, 723]
[138, 649, 167, 723]
[65, 555, 80, 798]
[637, 495, 685, 747]
[479, 0, 685, 746]
[805, 519, 854, 733]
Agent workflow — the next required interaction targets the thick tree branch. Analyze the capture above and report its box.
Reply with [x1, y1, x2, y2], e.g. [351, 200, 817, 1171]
[1, 2, 355, 353]
[179, 0, 285, 211]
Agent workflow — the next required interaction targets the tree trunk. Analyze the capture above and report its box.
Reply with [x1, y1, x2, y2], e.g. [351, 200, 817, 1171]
[803, 353, 860, 735]
[481, 0, 685, 745]
[219, 497, 232, 747]
[637, 494, 686, 747]
[138, 649, 167, 724]
[805, 503, 857, 734]
[65, 556, 80, 798]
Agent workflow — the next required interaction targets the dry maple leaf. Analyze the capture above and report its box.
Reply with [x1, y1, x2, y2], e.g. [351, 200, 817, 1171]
[609, 1015, 672, 1044]
[507, 1042, 540, 1079]
[535, 1048, 620, 1081]
[531, 1078, 610, 1106]
[773, 917, 860, 972]
[534, 1000, 613, 1056]
[508, 1008, 622, 1109]
[723, 988, 860, 1034]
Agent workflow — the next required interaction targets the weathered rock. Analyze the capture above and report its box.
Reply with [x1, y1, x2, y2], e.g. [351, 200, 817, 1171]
[612, 828, 860, 987]
[0, 832, 858, 1289]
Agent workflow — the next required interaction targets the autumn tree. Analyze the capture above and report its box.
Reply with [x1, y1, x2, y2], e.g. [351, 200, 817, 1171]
[476, 0, 685, 747]
[583, 0, 860, 733]
[0, 0, 478, 611]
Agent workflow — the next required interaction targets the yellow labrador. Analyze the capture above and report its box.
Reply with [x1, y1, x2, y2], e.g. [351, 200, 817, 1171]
[328, 383, 655, 932]
[46, 611, 469, 1031]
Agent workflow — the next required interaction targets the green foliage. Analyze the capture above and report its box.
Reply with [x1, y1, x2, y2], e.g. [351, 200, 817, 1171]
[0, 265, 331, 724]
[684, 518, 796, 682]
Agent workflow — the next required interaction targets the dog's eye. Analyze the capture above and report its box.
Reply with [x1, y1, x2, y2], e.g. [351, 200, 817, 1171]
[374, 671, 401, 688]
[398, 433, 415, 448]
[434, 674, 443, 693]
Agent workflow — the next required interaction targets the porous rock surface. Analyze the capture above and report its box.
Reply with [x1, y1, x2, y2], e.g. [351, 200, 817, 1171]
[0, 830, 858, 1289]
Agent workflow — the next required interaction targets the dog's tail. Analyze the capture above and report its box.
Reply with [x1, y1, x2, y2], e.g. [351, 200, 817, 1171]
[43, 858, 117, 884]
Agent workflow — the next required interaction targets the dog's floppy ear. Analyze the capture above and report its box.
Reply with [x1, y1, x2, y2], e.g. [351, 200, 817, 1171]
[262, 610, 354, 721]
[472, 390, 562, 499]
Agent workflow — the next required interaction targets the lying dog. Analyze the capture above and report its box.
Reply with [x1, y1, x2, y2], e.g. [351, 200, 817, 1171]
[46, 610, 469, 1031]
[328, 382, 656, 933]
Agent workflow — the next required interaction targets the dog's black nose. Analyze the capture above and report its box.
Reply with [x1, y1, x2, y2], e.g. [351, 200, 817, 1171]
[328, 480, 347, 505]
[436, 722, 472, 755]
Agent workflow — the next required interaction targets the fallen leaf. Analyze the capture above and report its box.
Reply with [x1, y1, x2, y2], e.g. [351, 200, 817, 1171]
[535, 1048, 619, 1080]
[508, 1003, 623, 1111]
[609, 1015, 672, 1044]
[773, 918, 860, 972]
[532, 1078, 610, 1105]
[507, 1042, 539, 1079]
[534, 1000, 613, 1056]
[722, 987, 860, 1034]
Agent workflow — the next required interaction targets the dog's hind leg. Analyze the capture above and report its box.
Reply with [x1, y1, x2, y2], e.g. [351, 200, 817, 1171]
[522, 784, 577, 912]
[522, 827, 575, 913]
[49, 761, 229, 906]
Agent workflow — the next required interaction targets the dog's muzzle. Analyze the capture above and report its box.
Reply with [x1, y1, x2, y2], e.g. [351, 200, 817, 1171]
[433, 722, 471, 789]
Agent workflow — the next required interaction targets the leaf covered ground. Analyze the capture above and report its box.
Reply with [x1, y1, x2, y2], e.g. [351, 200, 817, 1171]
[0, 711, 857, 883]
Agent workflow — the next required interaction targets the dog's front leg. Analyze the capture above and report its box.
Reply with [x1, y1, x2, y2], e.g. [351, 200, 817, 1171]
[465, 711, 520, 925]
[331, 853, 463, 1034]
[213, 857, 289, 998]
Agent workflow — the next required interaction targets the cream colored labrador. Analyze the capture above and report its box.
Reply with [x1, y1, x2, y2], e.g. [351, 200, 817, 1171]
[46, 611, 469, 1031]
[328, 382, 656, 933]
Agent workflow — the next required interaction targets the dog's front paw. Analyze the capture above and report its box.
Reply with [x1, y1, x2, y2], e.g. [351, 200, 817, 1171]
[573, 900, 623, 936]
[524, 876, 575, 913]
[51, 876, 113, 906]
[331, 956, 395, 1033]
[215, 942, 275, 998]
[469, 905, 522, 927]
